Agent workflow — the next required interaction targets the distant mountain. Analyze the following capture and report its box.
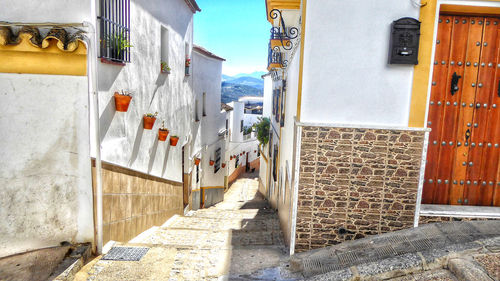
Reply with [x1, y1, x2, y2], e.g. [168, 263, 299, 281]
[221, 82, 263, 104]
[226, 76, 263, 90]
[233, 71, 267, 80]
[221, 72, 266, 103]
[222, 74, 233, 82]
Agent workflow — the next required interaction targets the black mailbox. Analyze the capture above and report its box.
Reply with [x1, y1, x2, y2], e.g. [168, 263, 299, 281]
[389, 17, 421, 65]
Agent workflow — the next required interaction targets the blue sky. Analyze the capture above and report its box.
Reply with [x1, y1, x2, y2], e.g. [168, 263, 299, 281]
[194, 0, 269, 76]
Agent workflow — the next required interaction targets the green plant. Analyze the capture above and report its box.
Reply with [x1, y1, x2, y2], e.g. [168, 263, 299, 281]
[253, 117, 270, 146]
[243, 126, 253, 135]
[185, 58, 191, 67]
[105, 33, 133, 55]
[161, 61, 171, 72]
[144, 112, 158, 118]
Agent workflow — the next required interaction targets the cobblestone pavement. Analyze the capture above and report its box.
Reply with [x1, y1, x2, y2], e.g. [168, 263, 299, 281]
[76, 171, 300, 280]
[75, 172, 500, 281]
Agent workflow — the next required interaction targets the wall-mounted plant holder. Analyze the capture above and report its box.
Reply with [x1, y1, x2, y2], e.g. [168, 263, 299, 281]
[222, 163, 226, 168]
[209, 160, 214, 166]
[194, 158, 201, 166]
[230, 156, 233, 160]
[254, 150, 257, 153]
[143, 113, 157, 130]
[158, 128, 169, 141]
[161, 61, 171, 74]
[114, 91, 132, 112]
[170, 136, 179, 146]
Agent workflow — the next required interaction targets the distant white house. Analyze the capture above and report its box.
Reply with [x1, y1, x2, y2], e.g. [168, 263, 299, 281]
[191, 45, 226, 209]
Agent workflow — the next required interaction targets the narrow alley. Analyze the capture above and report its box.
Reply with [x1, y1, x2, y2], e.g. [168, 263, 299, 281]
[75, 172, 299, 280]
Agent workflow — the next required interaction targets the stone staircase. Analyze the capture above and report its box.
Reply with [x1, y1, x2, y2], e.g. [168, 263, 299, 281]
[75, 173, 296, 281]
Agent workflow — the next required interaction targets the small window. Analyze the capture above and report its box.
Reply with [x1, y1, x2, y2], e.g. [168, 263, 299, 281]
[98, 0, 131, 63]
[225, 119, 229, 135]
[240, 120, 244, 132]
[202, 92, 207, 116]
[214, 147, 221, 173]
[196, 164, 199, 183]
[195, 99, 199, 122]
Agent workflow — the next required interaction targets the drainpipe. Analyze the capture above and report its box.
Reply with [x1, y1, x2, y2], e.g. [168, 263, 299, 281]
[82, 21, 104, 255]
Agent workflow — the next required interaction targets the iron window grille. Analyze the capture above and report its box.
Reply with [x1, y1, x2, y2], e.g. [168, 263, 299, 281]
[214, 148, 221, 173]
[98, 0, 131, 63]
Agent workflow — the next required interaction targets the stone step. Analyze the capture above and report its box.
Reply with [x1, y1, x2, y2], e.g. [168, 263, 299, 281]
[162, 216, 281, 232]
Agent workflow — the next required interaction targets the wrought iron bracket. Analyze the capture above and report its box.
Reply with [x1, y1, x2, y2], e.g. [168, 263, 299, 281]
[269, 9, 298, 51]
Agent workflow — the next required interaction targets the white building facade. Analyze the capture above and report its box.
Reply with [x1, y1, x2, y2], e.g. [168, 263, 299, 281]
[0, 0, 221, 264]
[261, 0, 500, 255]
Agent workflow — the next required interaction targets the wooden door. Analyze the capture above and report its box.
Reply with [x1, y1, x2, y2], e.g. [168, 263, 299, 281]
[422, 15, 500, 206]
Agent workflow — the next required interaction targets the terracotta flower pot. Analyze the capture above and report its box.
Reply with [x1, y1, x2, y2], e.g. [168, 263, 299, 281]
[114, 92, 132, 112]
[170, 136, 179, 146]
[222, 163, 226, 168]
[254, 150, 257, 153]
[143, 116, 156, 130]
[194, 158, 200, 166]
[158, 129, 169, 141]
[209, 160, 215, 166]
[230, 156, 233, 160]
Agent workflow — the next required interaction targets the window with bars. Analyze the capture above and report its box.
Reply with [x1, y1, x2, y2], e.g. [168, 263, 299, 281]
[214, 148, 221, 173]
[98, 0, 131, 63]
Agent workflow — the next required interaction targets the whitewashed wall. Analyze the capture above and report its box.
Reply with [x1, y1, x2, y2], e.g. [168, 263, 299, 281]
[301, 0, 419, 126]
[192, 49, 226, 188]
[228, 102, 244, 143]
[97, 0, 195, 183]
[226, 140, 260, 177]
[0, 74, 93, 257]
[3, 0, 93, 23]
[259, 74, 273, 189]
[243, 113, 261, 128]
[275, 47, 301, 248]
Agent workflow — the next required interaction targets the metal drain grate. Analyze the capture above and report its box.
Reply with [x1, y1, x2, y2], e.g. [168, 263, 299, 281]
[102, 247, 149, 261]
[410, 238, 433, 251]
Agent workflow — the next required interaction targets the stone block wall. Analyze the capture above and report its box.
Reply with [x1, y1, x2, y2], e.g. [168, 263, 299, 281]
[419, 216, 498, 224]
[295, 126, 426, 252]
[92, 161, 184, 245]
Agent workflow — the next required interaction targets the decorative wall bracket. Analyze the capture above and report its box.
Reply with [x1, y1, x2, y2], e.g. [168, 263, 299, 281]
[269, 9, 298, 51]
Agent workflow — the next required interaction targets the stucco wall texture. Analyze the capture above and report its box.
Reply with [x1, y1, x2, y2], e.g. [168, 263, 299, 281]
[295, 126, 426, 252]
[96, 0, 195, 183]
[0, 73, 93, 257]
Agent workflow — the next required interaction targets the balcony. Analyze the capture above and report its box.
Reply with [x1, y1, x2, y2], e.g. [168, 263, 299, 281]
[267, 45, 283, 71]
[270, 28, 291, 50]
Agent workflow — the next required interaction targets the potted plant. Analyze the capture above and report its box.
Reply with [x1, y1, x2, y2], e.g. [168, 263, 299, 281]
[254, 150, 257, 153]
[158, 121, 169, 141]
[209, 160, 215, 166]
[222, 163, 226, 168]
[161, 61, 171, 74]
[194, 157, 201, 166]
[114, 90, 132, 112]
[170, 135, 179, 146]
[185, 57, 191, 76]
[106, 33, 133, 62]
[230, 156, 233, 160]
[143, 112, 158, 130]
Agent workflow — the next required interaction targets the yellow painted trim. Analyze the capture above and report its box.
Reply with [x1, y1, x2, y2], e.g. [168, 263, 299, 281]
[408, 0, 500, 127]
[296, 0, 307, 121]
[191, 188, 201, 192]
[441, 4, 500, 15]
[200, 186, 225, 189]
[266, 0, 301, 23]
[271, 38, 290, 49]
[408, 1, 437, 127]
[268, 63, 282, 71]
[0, 39, 87, 76]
